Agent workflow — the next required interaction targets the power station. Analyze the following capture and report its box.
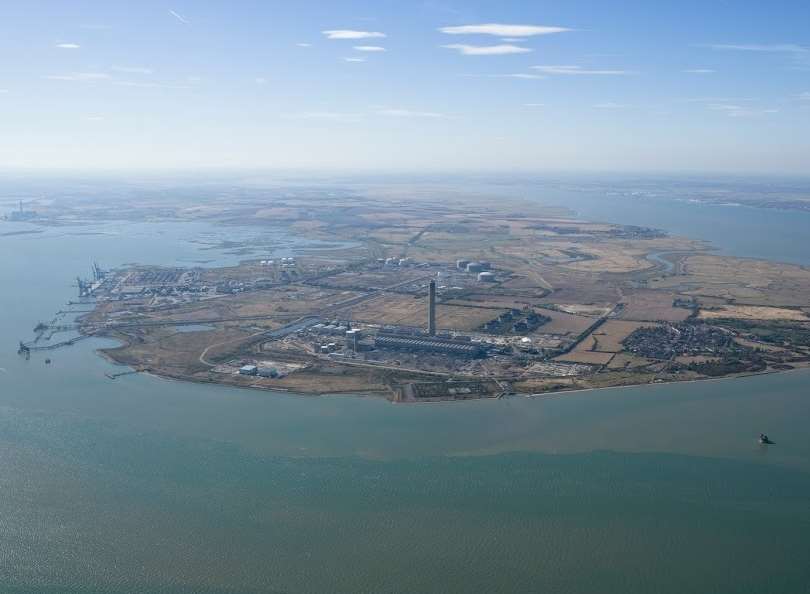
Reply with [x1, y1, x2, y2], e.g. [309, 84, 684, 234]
[428, 279, 437, 336]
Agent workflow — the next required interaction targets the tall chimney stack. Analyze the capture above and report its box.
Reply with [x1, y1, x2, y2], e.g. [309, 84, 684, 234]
[428, 279, 437, 335]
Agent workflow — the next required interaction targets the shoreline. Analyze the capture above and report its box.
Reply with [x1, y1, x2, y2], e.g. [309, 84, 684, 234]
[91, 335, 807, 403]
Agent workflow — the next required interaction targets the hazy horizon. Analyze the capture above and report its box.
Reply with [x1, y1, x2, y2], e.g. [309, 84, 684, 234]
[1, 0, 809, 174]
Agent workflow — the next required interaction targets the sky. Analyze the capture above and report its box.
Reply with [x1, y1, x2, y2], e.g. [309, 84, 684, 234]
[0, 0, 809, 174]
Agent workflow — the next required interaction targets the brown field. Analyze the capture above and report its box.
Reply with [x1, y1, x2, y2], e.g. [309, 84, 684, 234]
[606, 353, 657, 370]
[556, 303, 613, 316]
[560, 243, 653, 273]
[532, 309, 596, 336]
[699, 304, 809, 321]
[445, 294, 548, 309]
[590, 320, 658, 352]
[318, 269, 429, 290]
[345, 293, 507, 331]
[650, 254, 810, 306]
[619, 290, 691, 322]
[554, 351, 615, 365]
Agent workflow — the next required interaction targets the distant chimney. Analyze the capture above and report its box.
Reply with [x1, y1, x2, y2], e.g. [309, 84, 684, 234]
[428, 279, 437, 336]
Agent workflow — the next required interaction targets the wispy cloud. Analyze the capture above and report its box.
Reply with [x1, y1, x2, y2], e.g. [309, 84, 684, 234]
[55, 43, 80, 49]
[297, 43, 312, 48]
[704, 43, 810, 69]
[113, 81, 160, 88]
[282, 111, 362, 122]
[83, 115, 105, 121]
[532, 65, 631, 75]
[439, 24, 570, 37]
[524, 103, 545, 107]
[322, 30, 385, 40]
[343, 57, 366, 62]
[798, 92, 810, 101]
[354, 45, 386, 52]
[44, 72, 110, 81]
[0, 89, 9, 94]
[376, 108, 445, 118]
[467, 73, 545, 79]
[255, 77, 268, 85]
[442, 44, 531, 56]
[594, 102, 630, 109]
[682, 96, 757, 103]
[707, 103, 779, 117]
[168, 9, 189, 25]
[683, 68, 715, 74]
[706, 43, 807, 53]
[113, 80, 193, 89]
[112, 66, 153, 74]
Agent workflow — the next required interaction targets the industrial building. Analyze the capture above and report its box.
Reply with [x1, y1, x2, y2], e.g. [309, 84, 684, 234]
[374, 334, 485, 357]
[345, 329, 361, 351]
[428, 279, 437, 336]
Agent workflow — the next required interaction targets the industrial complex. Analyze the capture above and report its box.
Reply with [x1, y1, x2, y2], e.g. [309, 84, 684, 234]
[12, 188, 810, 401]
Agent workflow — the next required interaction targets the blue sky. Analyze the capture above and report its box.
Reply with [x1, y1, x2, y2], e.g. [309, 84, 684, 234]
[1, 0, 808, 173]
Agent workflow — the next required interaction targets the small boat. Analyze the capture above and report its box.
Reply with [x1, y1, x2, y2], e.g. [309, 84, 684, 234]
[45, 358, 52, 365]
[759, 433, 774, 445]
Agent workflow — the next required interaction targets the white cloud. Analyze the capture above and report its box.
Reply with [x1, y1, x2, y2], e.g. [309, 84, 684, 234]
[56, 43, 80, 49]
[112, 66, 153, 74]
[168, 9, 189, 24]
[322, 30, 385, 40]
[255, 77, 268, 85]
[683, 68, 715, 74]
[0, 89, 8, 94]
[83, 115, 105, 121]
[297, 43, 312, 47]
[532, 65, 631, 75]
[44, 72, 110, 81]
[442, 44, 532, 56]
[707, 43, 807, 53]
[376, 108, 445, 118]
[114, 80, 192, 89]
[707, 103, 778, 117]
[113, 81, 161, 88]
[462, 73, 545, 79]
[797, 92, 810, 100]
[282, 112, 362, 121]
[439, 24, 570, 37]
[354, 45, 386, 52]
[682, 96, 757, 103]
[343, 57, 366, 62]
[498, 73, 545, 79]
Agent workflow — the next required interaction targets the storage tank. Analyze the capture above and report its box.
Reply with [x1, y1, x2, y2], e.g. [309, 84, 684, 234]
[477, 272, 496, 282]
[466, 262, 483, 273]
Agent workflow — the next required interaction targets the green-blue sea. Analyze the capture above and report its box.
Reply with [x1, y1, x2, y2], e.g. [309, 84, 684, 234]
[1, 185, 809, 593]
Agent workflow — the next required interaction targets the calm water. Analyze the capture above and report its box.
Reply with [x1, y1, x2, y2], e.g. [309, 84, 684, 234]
[1, 193, 810, 593]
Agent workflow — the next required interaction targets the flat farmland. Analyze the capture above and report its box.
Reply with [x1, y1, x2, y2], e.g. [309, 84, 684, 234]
[345, 293, 508, 331]
[591, 320, 658, 352]
[620, 290, 692, 322]
[555, 351, 615, 365]
[532, 308, 595, 336]
[699, 304, 809, 321]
